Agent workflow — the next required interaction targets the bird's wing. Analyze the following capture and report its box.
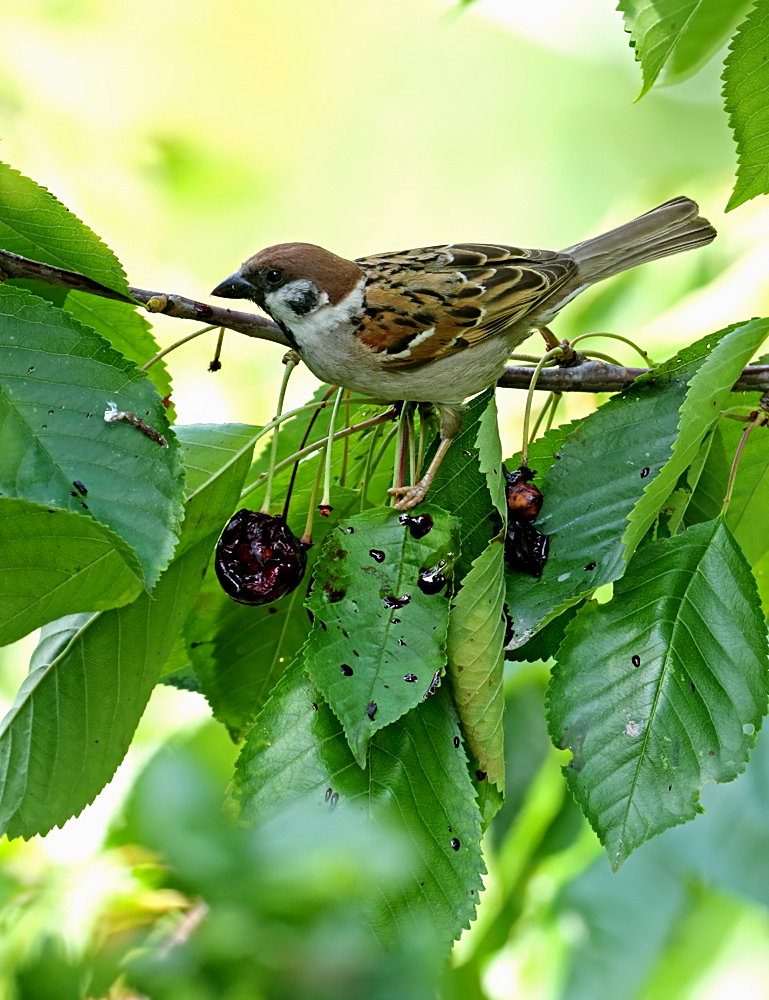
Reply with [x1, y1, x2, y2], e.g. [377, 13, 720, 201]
[353, 244, 576, 370]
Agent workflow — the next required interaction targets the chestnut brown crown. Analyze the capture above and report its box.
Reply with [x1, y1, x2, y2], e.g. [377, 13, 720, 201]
[241, 242, 363, 306]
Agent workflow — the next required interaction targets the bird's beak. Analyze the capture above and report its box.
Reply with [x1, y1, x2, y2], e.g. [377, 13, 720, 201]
[211, 271, 255, 300]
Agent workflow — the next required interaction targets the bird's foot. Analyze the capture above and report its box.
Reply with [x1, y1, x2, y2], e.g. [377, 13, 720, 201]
[387, 481, 430, 511]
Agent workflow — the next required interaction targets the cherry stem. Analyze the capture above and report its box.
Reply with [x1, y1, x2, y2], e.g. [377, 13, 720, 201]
[340, 392, 351, 486]
[570, 332, 653, 367]
[406, 405, 416, 486]
[359, 422, 385, 512]
[283, 386, 336, 520]
[240, 409, 396, 502]
[521, 346, 565, 467]
[722, 410, 768, 514]
[545, 391, 563, 434]
[580, 349, 623, 366]
[416, 407, 426, 477]
[367, 423, 400, 497]
[140, 324, 218, 371]
[321, 387, 345, 510]
[529, 392, 556, 441]
[392, 405, 409, 503]
[508, 353, 552, 363]
[208, 327, 225, 371]
[302, 442, 326, 546]
[260, 353, 299, 514]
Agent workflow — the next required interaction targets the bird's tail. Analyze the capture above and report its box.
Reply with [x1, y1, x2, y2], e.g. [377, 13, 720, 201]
[562, 196, 716, 284]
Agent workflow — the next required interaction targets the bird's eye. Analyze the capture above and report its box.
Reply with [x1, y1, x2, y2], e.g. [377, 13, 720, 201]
[265, 268, 282, 285]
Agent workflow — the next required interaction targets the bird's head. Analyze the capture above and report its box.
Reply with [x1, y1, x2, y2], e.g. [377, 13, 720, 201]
[211, 242, 363, 328]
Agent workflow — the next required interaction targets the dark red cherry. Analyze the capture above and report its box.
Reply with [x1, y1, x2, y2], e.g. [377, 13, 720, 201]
[215, 509, 307, 605]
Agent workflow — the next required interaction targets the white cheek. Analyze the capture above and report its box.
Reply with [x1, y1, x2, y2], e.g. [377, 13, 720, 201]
[264, 284, 327, 324]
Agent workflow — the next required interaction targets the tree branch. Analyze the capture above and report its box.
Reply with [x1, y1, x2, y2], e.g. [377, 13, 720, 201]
[499, 361, 769, 393]
[0, 247, 289, 346]
[2, 247, 768, 393]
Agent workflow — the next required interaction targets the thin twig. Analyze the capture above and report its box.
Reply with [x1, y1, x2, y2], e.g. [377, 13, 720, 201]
[0, 246, 288, 345]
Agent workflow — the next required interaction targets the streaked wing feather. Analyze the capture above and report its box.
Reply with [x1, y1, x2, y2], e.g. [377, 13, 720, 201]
[354, 244, 576, 369]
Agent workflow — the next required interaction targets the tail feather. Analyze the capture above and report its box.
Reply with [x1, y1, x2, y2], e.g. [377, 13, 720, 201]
[562, 197, 716, 285]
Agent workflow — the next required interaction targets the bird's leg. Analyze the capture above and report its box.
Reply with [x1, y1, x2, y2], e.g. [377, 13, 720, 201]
[387, 403, 463, 511]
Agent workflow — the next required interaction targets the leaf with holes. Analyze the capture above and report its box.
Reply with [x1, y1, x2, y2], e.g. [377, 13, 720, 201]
[235, 660, 484, 946]
[0, 416, 254, 839]
[503, 373, 688, 647]
[305, 505, 458, 766]
[547, 518, 769, 870]
[723, 0, 769, 211]
[0, 286, 184, 585]
[0, 497, 144, 646]
[0, 161, 129, 295]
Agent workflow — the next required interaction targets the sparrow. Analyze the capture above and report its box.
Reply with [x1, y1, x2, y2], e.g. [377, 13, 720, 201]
[212, 197, 716, 510]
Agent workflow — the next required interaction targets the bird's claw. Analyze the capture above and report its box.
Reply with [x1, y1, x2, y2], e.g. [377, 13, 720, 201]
[388, 484, 429, 511]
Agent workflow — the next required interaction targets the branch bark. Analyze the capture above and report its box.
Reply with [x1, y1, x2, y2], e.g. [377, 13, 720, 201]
[2, 247, 768, 393]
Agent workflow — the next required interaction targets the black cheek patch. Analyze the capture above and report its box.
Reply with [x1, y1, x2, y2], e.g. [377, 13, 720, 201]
[286, 282, 320, 315]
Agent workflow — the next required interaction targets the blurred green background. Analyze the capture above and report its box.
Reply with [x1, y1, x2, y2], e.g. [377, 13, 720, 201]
[1, 0, 769, 997]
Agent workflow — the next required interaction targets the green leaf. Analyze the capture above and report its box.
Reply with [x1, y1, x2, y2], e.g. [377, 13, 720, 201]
[667, 0, 753, 82]
[64, 291, 172, 404]
[0, 286, 184, 585]
[504, 374, 688, 647]
[447, 537, 506, 791]
[548, 518, 769, 869]
[188, 561, 311, 740]
[0, 497, 144, 646]
[505, 602, 581, 664]
[235, 660, 485, 947]
[429, 390, 505, 576]
[624, 319, 769, 555]
[0, 161, 130, 296]
[475, 391, 506, 518]
[0, 417, 254, 839]
[175, 423, 259, 553]
[684, 426, 730, 527]
[723, 0, 769, 211]
[429, 390, 508, 795]
[721, 416, 769, 565]
[618, 0, 738, 98]
[0, 542, 207, 839]
[305, 505, 458, 766]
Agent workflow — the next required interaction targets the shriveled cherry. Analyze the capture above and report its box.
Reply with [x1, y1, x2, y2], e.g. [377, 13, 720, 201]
[505, 520, 550, 577]
[215, 508, 307, 605]
[504, 465, 543, 521]
[503, 464, 550, 577]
